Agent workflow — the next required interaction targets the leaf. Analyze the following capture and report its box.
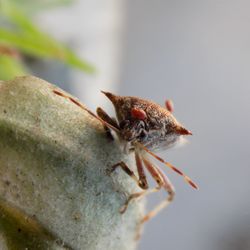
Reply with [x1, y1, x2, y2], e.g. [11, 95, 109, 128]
[0, 0, 95, 73]
[8, 0, 74, 14]
[0, 55, 27, 80]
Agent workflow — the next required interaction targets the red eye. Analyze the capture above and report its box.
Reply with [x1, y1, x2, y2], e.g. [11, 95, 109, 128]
[131, 108, 147, 120]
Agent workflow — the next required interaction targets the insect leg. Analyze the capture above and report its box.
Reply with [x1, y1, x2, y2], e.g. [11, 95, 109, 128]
[96, 107, 119, 129]
[119, 152, 161, 214]
[96, 107, 119, 140]
[110, 161, 142, 188]
[52, 89, 120, 133]
[137, 142, 198, 189]
[119, 188, 159, 214]
[141, 156, 175, 223]
[135, 150, 148, 190]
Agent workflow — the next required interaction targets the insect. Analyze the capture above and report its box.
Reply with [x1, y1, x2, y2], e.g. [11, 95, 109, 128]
[53, 89, 198, 223]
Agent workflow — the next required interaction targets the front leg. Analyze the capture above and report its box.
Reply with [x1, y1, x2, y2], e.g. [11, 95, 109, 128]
[108, 159, 149, 213]
[96, 107, 119, 129]
[96, 107, 119, 140]
[110, 161, 142, 188]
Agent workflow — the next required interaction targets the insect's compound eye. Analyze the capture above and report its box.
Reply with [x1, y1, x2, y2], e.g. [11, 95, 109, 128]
[131, 107, 147, 120]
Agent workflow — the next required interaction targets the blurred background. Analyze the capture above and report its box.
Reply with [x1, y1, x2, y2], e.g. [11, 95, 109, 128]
[1, 0, 250, 249]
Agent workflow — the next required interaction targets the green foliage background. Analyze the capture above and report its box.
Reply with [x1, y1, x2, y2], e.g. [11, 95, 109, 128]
[0, 0, 95, 80]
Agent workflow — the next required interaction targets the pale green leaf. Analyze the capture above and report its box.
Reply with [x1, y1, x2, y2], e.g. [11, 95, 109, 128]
[0, 55, 27, 80]
[0, 0, 95, 73]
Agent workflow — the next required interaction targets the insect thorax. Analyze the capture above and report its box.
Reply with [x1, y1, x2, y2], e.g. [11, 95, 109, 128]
[112, 95, 184, 152]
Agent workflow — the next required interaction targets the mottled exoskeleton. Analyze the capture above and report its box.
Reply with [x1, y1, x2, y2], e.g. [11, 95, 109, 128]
[53, 89, 198, 223]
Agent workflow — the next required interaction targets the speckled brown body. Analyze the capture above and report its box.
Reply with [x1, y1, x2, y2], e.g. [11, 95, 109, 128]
[102, 92, 191, 152]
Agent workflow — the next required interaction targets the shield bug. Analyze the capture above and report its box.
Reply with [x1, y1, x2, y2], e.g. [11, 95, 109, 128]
[53, 89, 198, 223]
